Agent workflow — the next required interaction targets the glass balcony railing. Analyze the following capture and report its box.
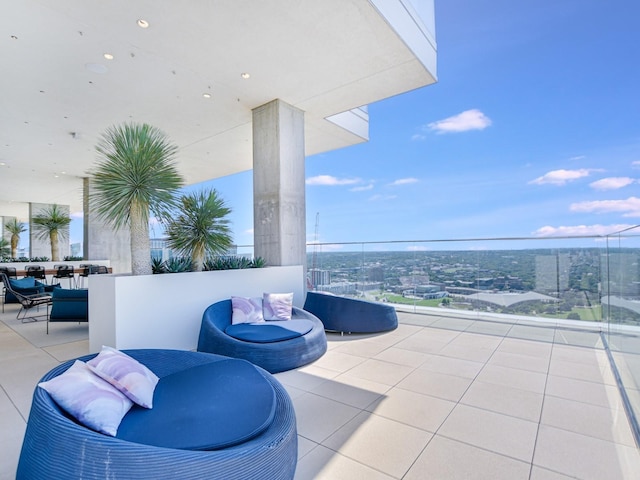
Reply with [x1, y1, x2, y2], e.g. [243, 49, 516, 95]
[304, 227, 640, 444]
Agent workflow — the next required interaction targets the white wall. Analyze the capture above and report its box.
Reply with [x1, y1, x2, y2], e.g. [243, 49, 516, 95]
[88, 266, 304, 353]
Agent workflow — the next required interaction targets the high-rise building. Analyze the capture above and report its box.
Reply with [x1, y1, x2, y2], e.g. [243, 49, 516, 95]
[535, 253, 570, 295]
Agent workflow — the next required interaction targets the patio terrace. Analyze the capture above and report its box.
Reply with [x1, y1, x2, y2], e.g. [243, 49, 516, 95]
[1, 302, 639, 479]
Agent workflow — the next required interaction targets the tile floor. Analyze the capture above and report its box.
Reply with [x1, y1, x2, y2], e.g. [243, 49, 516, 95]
[1, 303, 639, 479]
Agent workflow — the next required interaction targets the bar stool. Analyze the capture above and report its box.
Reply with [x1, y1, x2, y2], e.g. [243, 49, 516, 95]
[25, 265, 47, 284]
[53, 264, 76, 289]
[78, 264, 98, 288]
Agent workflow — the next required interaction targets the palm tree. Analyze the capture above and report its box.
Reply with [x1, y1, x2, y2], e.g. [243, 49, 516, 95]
[31, 204, 71, 261]
[0, 238, 10, 258]
[5, 218, 26, 259]
[165, 189, 233, 272]
[91, 123, 184, 275]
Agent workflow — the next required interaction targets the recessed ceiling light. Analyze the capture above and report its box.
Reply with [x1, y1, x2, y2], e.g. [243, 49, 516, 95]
[103, 53, 114, 60]
[241, 72, 250, 79]
[137, 19, 149, 28]
[202, 93, 211, 99]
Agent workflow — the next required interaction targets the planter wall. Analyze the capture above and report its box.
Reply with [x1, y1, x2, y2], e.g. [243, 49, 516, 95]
[88, 266, 304, 352]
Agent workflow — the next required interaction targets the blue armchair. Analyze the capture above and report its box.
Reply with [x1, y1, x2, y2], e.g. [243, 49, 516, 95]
[4, 276, 46, 303]
[1, 274, 55, 322]
[48, 288, 88, 333]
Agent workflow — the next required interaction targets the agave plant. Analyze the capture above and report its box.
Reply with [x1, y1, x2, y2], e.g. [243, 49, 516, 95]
[165, 189, 233, 272]
[162, 256, 193, 273]
[31, 204, 71, 261]
[5, 218, 26, 259]
[250, 257, 266, 268]
[203, 256, 266, 271]
[151, 257, 166, 274]
[91, 123, 184, 275]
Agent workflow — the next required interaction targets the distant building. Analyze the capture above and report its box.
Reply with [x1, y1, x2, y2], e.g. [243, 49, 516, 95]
[475, 277, 494, 290]
[70, 242, 82, 258]
[367, 265, 384, 282]
[535, 253, 569, 295]
[403, 284, 448, 299]
[309, 269, 331, 287]
[601, 252, 640, 297]
[316, 282, 356, 295]
[356, 281, 383, 292]
[150, 238, 239, 263]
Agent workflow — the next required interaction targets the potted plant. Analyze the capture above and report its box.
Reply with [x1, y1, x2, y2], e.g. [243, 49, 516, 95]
[31, 204, 71, 262]
[165, 189, 233, 272]
[5, 218, 26, 259]
[90, 123, 184, 275]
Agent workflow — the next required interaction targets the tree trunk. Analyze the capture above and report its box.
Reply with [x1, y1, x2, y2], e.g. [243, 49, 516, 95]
[10, 234, 18, 258]
[191, 247, 204, 272]
[50, 230, 59, 261]
[130, 201, 151, 276]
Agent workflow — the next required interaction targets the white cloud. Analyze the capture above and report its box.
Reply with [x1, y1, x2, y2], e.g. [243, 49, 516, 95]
[411, 133, 426, 141]
[389, 178, 419, 186]
[244, 228, 254, 235]
[70, 211, 83, 219]
[589, 177, 636, 191]
[632, 161, 640, 169]
[369, 194, 397, 202]
[569, 155, 586, 161]
[427, 109, 492, 134]
[406, 245, 431, 251]
[350, 184, 374, 192]
[306, 175, 361, 186]
[570, 197, 640, 217]
[529, 168, 599, 186]
[533, 224, 637, 237]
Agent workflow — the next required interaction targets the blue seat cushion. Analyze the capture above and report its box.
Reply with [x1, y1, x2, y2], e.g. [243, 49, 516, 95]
[50, 288, 88, 320]
[116, 359, 276, 450]
[9, 277, 37, 289]
[225, 319, 314, 343]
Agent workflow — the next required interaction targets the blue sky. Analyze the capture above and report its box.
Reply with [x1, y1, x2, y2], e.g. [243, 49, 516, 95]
[74, 0, 640, 250]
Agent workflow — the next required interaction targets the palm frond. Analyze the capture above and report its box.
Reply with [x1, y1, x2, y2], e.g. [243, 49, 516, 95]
[90, 123, 183, 230]
[165, 189, 233, 271]
[31, 204, 71, 241]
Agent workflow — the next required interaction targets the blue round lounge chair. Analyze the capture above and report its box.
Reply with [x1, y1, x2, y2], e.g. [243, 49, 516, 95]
[17, 349, 297, 480]
[197, 299, 327, 373]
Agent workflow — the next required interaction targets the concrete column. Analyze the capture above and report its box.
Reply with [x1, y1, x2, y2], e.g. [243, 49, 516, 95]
[252, 99, 306, 270]
[83, 178, 131, 274]
[29, 203, 70, 260]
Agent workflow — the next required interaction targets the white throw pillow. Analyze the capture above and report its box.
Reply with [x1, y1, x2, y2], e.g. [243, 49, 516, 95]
[231, 296, 265, 324]
[38, 360, 133, 436]
[263, 292, 294, 321]
[86, 346, 159, 409]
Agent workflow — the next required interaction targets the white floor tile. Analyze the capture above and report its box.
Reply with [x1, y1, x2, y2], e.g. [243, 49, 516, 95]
[439, 404, 538, 462]
[323, 411, 432, 478]
[294, 444, 394, 480]
[404, 435, 531, 480]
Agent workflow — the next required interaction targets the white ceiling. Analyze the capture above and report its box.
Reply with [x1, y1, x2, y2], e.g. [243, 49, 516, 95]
[0, 0, 436, 218]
